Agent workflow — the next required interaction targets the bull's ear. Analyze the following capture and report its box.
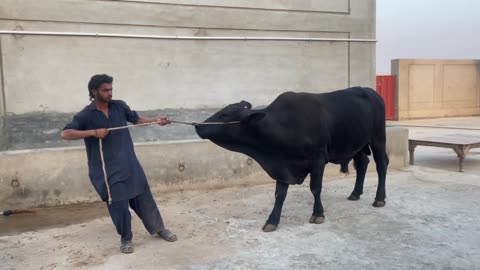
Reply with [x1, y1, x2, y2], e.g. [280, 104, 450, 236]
[240, 101, 252, 109]
[242, 112, 266, 124]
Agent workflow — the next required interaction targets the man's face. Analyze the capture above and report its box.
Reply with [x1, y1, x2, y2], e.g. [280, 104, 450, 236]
[93, 83, 113, 103]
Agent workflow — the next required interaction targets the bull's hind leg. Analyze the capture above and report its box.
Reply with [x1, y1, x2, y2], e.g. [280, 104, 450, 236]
[348, 151, 370, 201]
[370, 141, 389, 207]
[262, 181, 289, 232]
[309, 160, 326, 224]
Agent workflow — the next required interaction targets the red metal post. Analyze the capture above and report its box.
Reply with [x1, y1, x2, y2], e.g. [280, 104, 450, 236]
[376, 75, 396, 120]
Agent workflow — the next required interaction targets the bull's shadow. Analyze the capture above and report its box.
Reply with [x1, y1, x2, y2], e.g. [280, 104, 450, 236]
[195, 87, 389, 232]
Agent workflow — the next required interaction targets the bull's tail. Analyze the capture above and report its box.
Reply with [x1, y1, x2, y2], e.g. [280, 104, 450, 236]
[339, 145, 372, 175]
[340, 161, 349, 174]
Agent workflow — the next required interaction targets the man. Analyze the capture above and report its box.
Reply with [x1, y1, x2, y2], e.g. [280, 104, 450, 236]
[61, 74, 177, 254]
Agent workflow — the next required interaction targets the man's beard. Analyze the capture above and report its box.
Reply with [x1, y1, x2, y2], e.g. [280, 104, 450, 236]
[97, 96, 112, 103]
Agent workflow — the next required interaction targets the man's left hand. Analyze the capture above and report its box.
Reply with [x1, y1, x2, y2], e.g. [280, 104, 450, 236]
[157, 117, 171, 126]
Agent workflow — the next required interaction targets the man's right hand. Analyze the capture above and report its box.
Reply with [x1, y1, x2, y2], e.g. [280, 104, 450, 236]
[94, 128, 109, 139]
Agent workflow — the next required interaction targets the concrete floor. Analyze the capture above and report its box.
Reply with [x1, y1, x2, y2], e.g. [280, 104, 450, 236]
[1, 117, 480, 270]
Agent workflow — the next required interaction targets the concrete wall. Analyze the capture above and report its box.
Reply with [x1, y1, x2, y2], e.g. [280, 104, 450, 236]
[0, 127, 408, 209]
[0, 0, 376, 150]
[392, 59, 480, 120]
[0, 1, 383, 208]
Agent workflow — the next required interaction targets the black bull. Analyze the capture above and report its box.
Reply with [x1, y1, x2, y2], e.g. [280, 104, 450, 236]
[195, 87, 389, 232]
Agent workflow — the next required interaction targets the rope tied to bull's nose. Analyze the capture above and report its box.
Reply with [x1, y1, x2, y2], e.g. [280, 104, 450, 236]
[170, 120, 241, 126]
[99, 119, 240, 204]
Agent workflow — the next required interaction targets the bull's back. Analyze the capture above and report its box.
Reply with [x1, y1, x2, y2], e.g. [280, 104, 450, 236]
[260, 88, 384, 157]
[268, 87, 384, 129]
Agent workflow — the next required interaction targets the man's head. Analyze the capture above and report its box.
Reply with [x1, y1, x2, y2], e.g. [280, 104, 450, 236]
[88, 74, 113, 102]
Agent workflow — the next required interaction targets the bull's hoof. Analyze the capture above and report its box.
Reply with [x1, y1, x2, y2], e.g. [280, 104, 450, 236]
[347, 194, 360, 201]
[309, 216, 325, 224]
[262, 223, 278, 232]
[372, 200, 386, 207]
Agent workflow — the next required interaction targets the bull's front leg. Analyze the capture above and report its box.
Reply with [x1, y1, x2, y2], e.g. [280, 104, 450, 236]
[309, 159, 326, 224]
[262, 181, 289, 232]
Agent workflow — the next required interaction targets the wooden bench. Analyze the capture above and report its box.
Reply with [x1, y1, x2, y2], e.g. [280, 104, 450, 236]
[409, 134, 480, 172]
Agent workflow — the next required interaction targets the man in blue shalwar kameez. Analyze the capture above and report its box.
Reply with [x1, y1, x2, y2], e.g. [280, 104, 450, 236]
[61, 74, 177, 254]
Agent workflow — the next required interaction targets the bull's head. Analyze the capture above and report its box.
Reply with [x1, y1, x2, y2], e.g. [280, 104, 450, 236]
[195, 100, 265, 145]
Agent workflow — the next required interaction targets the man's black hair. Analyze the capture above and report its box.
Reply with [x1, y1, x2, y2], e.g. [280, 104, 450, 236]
[88, 74, 113, 101]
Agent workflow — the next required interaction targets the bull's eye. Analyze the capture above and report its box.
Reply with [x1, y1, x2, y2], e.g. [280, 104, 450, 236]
[244, 106, 248, 109]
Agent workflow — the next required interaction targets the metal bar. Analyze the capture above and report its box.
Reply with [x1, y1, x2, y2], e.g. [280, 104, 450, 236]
[391, 125, 480, 131]
[0, 30, 377, 42]
[0, 37, 5, 116]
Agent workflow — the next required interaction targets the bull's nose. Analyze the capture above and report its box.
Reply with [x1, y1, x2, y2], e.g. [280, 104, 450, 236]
[194, 125, 205, 139]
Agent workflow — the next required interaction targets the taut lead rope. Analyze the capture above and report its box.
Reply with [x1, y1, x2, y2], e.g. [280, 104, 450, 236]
[100, 119, 241, 204]
[170, 120, 241, 126]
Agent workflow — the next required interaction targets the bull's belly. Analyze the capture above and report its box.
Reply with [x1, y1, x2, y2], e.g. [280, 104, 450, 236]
[328, 158, 353, 165]
[327, 143, 370, 163]
[259, 158, 313, 185]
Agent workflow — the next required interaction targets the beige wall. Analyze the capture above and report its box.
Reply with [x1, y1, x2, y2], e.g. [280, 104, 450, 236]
[0, 0, 376, 115]
[392, 59, 480, 120]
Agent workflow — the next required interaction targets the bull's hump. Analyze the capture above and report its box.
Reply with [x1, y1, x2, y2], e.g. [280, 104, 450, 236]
[269, 92, 320, 111]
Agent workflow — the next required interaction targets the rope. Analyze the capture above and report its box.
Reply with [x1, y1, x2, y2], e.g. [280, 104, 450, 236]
[99, 119, 240, 204]
[108, 121, 162, 130]
[107, 119, 240, 129]
[99, 138, 112, 204]
[170, 120, 241, 126]
[100, 122, 160, 204]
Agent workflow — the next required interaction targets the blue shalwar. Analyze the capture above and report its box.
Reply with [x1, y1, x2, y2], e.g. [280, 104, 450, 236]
[64, 100, 165, 243]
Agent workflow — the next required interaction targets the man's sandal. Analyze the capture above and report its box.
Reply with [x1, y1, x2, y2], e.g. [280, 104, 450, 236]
[120, 241, 134, 254]
[158, 229, 177, 242]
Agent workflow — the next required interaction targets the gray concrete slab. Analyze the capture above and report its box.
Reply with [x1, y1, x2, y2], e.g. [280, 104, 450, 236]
[0, 126, 408, 209]
[1, 166, 479, 270]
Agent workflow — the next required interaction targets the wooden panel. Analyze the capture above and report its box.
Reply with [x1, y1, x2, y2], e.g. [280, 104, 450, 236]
[443, 64, 478, 107]
[408, 64, 435, 108]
